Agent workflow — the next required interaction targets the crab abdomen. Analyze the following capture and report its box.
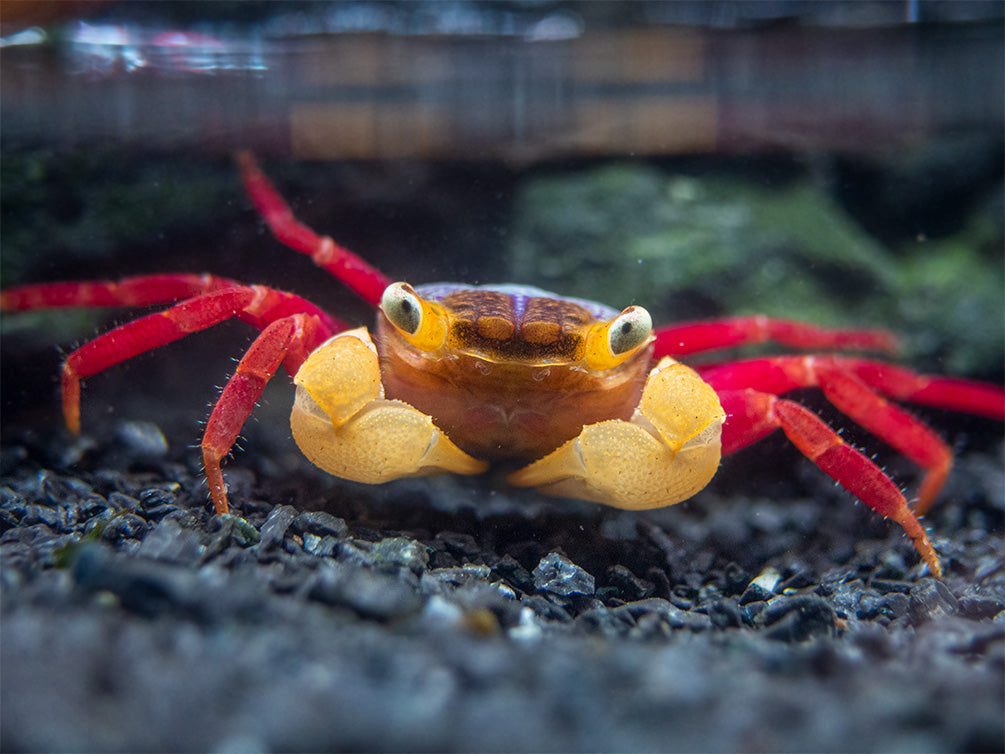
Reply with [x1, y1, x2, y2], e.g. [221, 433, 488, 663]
[377, 348, 651, 460]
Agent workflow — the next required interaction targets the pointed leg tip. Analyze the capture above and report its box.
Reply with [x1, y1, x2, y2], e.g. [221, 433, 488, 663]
[924, 554, 944, 580]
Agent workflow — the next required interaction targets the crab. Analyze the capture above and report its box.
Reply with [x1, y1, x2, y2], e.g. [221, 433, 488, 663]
[3, 154, 1003, 579]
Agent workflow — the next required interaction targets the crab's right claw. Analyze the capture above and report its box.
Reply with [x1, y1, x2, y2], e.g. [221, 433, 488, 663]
[507, 357, 725, 509]
[290, 328, 488, 483]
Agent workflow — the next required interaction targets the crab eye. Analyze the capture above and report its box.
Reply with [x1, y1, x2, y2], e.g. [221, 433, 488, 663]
[608, 306, 653, 356]
[381, 282, 422, 335]
[380, 282, 449, 351]
[584, 305, 653, 370]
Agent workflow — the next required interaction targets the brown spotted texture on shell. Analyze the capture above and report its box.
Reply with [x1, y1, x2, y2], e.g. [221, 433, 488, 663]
[439, 288, 599, 362]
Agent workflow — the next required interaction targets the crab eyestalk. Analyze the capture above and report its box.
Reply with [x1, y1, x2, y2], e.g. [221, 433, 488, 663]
[380, 282, 449, 352]
[583, 305, 654, 371]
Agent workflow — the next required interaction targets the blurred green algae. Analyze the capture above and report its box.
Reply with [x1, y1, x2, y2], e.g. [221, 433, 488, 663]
[509, 163, 1003, 377]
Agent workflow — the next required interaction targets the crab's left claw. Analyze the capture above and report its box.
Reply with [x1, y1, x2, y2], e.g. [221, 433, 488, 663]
[508, 357, 725, 509]
[290, 328, 488, 483]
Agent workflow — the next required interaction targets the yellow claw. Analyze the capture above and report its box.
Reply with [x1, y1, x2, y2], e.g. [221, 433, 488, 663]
[291, 328, 488, 483]
[507, 357, 725, 509]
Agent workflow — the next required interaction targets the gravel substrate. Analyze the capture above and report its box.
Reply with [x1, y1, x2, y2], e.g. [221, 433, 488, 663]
[1, 415, 1002, 752]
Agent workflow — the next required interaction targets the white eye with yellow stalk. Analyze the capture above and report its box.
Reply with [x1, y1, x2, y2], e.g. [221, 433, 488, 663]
[380, 282, 449, 351]
[584, 305, 653, 371]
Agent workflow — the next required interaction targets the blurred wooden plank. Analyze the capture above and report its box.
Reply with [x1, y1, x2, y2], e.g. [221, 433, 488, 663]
[571, 28, 705, 84]
[292, 101, 452, 159]
[289, 28, 710, 159]
[2, 24, 1000, 159]
[571, 96, 717, 155]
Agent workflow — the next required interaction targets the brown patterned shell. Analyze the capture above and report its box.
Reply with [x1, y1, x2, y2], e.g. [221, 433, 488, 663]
[439, 288, 598, 362]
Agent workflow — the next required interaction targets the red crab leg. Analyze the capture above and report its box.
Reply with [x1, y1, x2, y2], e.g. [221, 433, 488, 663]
[840, 358, 1005, 421]
[717, 389, 942, 578]
[652, 315, 898, 359]
[701, 356, 963, 513]
[0, 274, 241, 311]
[238, 152, 392, 307]
[60, 285, 344, 433]
[202, 313, 327, 514]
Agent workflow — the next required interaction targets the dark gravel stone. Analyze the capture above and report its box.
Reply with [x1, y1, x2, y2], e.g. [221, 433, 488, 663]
[614, 597, 712, 631]
[421, 564, 492, 594]
[136, 518, 205, 565]
[856, 591, 910, 621]
[76, 494, 109, 519]
[71, 544, 210, 621]
[107, 492, 140, 512]
[576, 605, 636, 635]
[333, 539, 380, 570]
[434, 530, 483, 560]
[308, 562, 422, 620]
[18, 503, 62, 530]
[759, 595, 838, 642]
[520, 594, 573, 623]
[910, 579, 961, 625]
[370, 537, 430, 574]
[41, 474, 93, 509]
[708, 597, 744, 628]
[871, 578, 914, 595]
[292, 511, 349, 539]
[492, 554, 535, 593]
[723, 562, 751, 595]
[739, 581, 774, 605]
[958, 593, 1005, 621]
[4, 524, 56, 547]
[137, 488, 179, 520]
[777, 569, 817, 592]
[301, 534, 339, 558]
[222, 514, 262, 548]
[605, 564, 652, 601]
[99, 513, 149, 543]
[258, 505, 297, 550]
[533, 552, 595, 597]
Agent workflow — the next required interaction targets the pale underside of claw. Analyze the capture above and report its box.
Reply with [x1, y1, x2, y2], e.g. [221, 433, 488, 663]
[292, 333, 723, 509]
[291, 328, 487, 483]
[507, 357, 725, 509]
